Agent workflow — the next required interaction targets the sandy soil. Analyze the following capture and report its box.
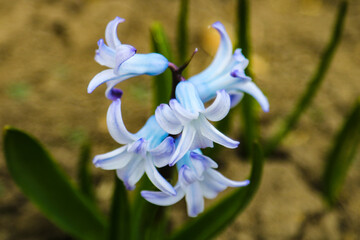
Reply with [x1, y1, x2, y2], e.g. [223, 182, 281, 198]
[0, 0, 359, 239]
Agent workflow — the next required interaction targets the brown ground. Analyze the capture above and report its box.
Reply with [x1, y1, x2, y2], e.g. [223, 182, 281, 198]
[0, 0, 359, 239]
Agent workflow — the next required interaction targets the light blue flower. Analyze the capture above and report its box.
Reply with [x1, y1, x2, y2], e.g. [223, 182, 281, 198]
[155, 81, 239, 166]
[93, 99, 176, 195]
[88, 17, 169, 100]
[188, 21, 269, 112]
[141, 150, 249, 217]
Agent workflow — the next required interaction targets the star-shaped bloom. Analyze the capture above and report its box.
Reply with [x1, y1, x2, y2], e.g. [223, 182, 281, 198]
[141, 150, 249, 217]
[88, 17, 169, 100]
[188, 21, 269, 111]
[93, 99, 176, 195]
[155, 81, 239, 166]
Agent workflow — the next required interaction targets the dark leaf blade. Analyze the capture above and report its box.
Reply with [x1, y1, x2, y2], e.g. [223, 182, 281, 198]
[3, 127, 106, 240]
[169, 142, 264, 240]
[107, 175, 130, 240]
[323, 97, 360, 206]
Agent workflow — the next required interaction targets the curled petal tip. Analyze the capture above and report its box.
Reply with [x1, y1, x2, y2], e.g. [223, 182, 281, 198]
[211, 21, 225, 31]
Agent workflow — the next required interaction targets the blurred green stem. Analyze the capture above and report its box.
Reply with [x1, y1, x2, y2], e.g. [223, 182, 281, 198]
[177, 0, 189, 74]
[265, 1, 348, 156]
[77, 140, 95, 202]
[322, 97, 360, 206]
[238, 0, 258, 158]
[108, 175, 130, 240]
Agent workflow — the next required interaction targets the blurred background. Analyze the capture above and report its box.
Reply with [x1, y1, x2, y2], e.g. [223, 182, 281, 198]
[0, 0, 359, 239]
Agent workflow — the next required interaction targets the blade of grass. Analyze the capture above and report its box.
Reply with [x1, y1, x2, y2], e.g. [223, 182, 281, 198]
[3, 127, 106, 240]
[265, 1, 348, 156]
[107, 175, 130, 240]
[322, 97, 360, 206]
[151, 22, 173, 109]
[169, 142, 264, 240]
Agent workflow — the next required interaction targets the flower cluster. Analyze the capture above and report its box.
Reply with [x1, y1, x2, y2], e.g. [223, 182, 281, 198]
[88, 17, 269, 217]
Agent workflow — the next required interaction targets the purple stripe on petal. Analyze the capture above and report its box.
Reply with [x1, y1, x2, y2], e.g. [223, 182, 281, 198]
[92, 146, 132, 170]
[141, 184, 185, 206]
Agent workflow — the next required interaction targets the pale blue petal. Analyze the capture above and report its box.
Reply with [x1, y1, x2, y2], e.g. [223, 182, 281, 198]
[145, 157, 176, 196]
[107, 99, 136, 144]
[104, 74, 135, 98]
[185, 181, 204, 217]
[233, 49, 249, 69]
[191, 131, 214, 150]
[188, 21, 233, 84]
[88, 69, 122, 93]
[135, 115, 168, 148]
[206, 168, 250, 188]
[105, 17, 124, 49]
[114, 44, 136, 74]
[202, 89, 230, 121]
[169, 125, 196, 166]
[92, 145, 132, 170]
[150, 136, 175, 167]
[232, 81, 269, 112]
[141, 184, 185, 206]
[175, 81, 205, 113]
[118, 53, 168, 76]
[169, 99, 198, 124]
[198, 116, 239, 149]
[155, 104, 183, 135]
[116, 156, 144, 190]
[95, 39, 116, 68]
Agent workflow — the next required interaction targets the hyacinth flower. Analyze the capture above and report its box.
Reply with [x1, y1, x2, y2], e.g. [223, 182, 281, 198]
[155, 81, 239, 166]
[141, 150, 249, 217]
[87, 17, 169, 100]
[188, 21, 269, 111]
[93, 99, 176, 195]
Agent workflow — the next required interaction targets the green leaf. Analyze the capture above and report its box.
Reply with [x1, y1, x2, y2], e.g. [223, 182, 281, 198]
[3, 127, 106, 240]
[169, 142, 264, 240]
[150, 22, 173, 109]
[130, 177, 169, 240]
[77, 139, 96, 202]
[177, 0, 189, 67]
[265, 1, 348, 156]
[322, 97, 360, 206]
[237, 0, 259, 158]
[107, 175, 130, 240]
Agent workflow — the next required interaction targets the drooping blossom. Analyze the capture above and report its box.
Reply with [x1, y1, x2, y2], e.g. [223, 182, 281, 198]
[88, 17, 169, 100]
[93, 99, 176, 195]
[141, 150, 249, 217]
[189, 21, 269, 111]
[155, 81, 239, 166]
